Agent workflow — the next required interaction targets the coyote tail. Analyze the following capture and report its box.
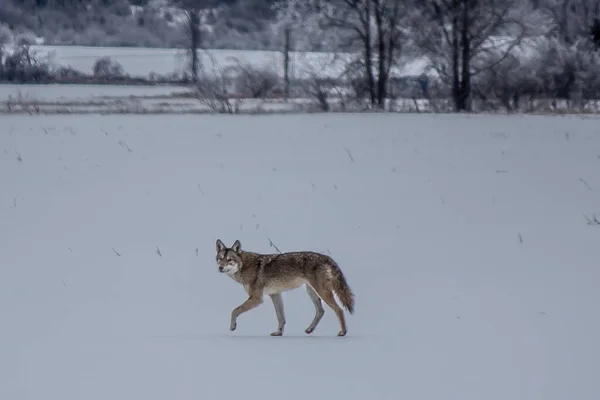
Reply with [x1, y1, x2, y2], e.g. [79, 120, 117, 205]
[331, 263, 355, 314]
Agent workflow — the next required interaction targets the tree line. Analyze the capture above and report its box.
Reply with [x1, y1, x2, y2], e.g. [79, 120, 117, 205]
[3, 0, 600, 113]
[262, 0, 600, 112]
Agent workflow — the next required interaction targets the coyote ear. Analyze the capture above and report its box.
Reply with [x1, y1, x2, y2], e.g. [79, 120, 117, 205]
[216, 239, 226, 253]
[232, 239, 241, 253]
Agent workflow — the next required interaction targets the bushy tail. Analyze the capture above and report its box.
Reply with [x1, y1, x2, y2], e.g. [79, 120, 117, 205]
[331, 263, 355, 314]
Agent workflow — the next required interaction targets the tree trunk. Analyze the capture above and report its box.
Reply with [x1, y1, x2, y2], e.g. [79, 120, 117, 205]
[0, 47, 4, 81]
[375, 1, 386, 109]
[364, 2, 376, 107]
[451, 0, 461, 111]
[283, 26, 291, 102]
[188, 10, 201, 83]
[458, 0, 471, 112]
[591, 18, 600, 48]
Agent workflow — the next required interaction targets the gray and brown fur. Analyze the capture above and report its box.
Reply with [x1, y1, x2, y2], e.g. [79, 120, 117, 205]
[215, 239, 355, 337]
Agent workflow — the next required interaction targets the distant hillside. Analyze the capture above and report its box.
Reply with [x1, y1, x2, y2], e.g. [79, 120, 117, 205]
[0, 0, 293, 51]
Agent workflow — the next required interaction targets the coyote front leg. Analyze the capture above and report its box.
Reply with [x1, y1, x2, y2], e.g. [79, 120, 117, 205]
[269, 293, 286, 336]
[230, 295, 263, 331]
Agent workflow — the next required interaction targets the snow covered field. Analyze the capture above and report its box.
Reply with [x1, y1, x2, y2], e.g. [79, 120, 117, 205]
[0, 83, 203, 114]
[1, 113, 599, 400]
[0, 83, 307, 114]
[27, 45, 427, 80]
[0, 83, 190, 103]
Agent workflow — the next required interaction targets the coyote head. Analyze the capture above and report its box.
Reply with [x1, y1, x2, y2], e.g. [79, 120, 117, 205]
[215, 239, 243, 275]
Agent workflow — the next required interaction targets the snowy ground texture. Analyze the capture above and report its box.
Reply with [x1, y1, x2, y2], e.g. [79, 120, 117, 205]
[0, 84, 205, 115]
[0, 84, 190, 103]
[27, 45, 428, 80]
[0, 84, 320, 115]
[1, 113, 599, 400]
[3, 84, 600, 116]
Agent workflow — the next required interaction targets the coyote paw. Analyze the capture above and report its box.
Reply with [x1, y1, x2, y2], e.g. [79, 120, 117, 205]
[337, 330, 347, 337]
[230, 322, 237, 331]
[270, 331, 283, 336]
[305, 327, 315, 334]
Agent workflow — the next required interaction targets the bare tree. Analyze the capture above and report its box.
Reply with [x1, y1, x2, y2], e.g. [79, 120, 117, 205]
[309, 0, 407, 109]
[412, 0, 538, 111]
[283, 26, 291, 100]
[592, 17, 600, 47]
[272, 0, 303, 101]
[512, 0, 600, 105]
[193, 51, 245, 114]
[0, 25, 7, 81]
[272, 0, 337, 101]
[170, 0, 215, 83]
[297, 53, 350, 111]
[535, 37, 600, 105]
[371, 0, 405, 107]
[541, 0, 600, 44]
[232, 60, 280, 99]
[316, 0, 376, 106]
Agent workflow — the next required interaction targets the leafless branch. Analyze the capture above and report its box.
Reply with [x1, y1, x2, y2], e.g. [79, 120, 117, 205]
[193, 51, 245, 114]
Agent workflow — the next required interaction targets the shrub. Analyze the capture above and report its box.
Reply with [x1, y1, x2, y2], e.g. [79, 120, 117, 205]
[93, 56, 124, 78]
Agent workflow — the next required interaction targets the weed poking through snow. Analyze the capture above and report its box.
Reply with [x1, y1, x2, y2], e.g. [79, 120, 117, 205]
[579, 177, 593, 191]
[344, 147, 355, 162]
[584, 214, 600, 225]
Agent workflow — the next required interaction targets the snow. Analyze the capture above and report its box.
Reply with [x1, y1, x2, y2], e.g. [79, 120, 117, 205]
[1, 113, 599, 400]
[27, 45, 429, 79]
[0, 84, 308, 114]
[0, 84, 190, 103]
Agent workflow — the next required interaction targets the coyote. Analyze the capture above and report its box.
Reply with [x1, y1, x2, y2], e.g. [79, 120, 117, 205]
[215, 239, 355, 337]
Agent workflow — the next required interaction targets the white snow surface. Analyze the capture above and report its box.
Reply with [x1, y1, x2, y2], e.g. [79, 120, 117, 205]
[26, 45, 429, 79]
[1, 113, 599, 400]
[0, 84, 190, 102]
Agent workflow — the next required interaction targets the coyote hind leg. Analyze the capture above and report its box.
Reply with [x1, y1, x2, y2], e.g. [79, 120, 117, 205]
[305, 285, 325, 334]
[312, 285, 347, 336]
